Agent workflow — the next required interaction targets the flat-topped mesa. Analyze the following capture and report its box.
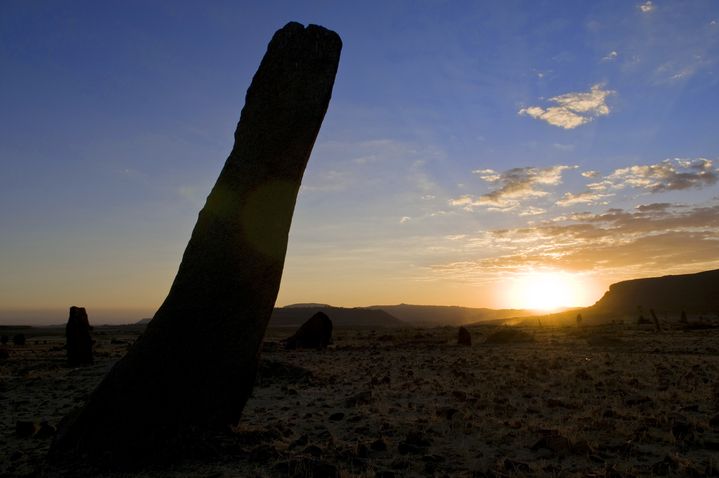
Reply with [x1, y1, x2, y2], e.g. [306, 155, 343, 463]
[49, 22, 341, 469]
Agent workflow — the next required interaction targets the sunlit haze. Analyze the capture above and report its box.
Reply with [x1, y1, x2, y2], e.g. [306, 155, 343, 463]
[2, 1, 718, 324]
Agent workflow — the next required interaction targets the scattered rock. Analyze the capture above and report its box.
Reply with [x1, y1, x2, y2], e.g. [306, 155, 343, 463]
[12, 334, 26, 346]
[435, 406, 460, 419]
[458, 326, 471, 346]
[256, 359, 312, 386]
[651, 454, 682, 475]
[398, 431, 431, 455]
[710, 413, 719, 429]
[531, 433, 573, 455]
[370, 437, 388, 452]
[545, 398, 578, 409]
[35, 420, 57, 439]
[485, 328, 534, 344]
[276, 458, 339, 478]
[624, 394, 653, 407]
[0, 348, 8, 360]
[574, 368, 592, 380]
[344, 390, 371, 407]
[375, 471, 395, 478]
[248, 444, 279, 463]
[284, 312, 333, 350]
[304, 444, 323, 457]
[671, 420, 694, 442]
[289, 434, 309, 450]
[15, 420, 36, 438]
[328, 412, 344, 421]
[571, 439, 595, 455]
[586, 335, 624, 346]
[501, 458, 531, 473]
[451, 390, 467, 401]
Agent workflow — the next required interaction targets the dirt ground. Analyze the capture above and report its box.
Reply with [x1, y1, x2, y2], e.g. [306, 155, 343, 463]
[1, 322, 718, 477]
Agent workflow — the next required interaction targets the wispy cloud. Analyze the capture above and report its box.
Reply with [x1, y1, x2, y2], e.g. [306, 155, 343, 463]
[602, 51, 619, 62]
[639, 1, 655, 13]
[431, 201, 719, 279]
[556, 190, 610, 207]
[597, 158, 718, 192]
[518, 84, 616, 129]
[451, 165, 574, 211]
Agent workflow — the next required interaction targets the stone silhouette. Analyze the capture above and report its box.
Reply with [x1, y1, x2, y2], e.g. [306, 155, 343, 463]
[650, 308, 662, 332]
[457, 326, 471, 346]
[12, 334, 25, 346]
[66, 306, 93, 366]
[576, 313, 583, 326]
[49, 21, 341, 468]
[284, 312, 333, 349]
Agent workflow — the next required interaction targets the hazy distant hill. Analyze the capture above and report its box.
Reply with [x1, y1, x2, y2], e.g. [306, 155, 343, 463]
[591, 269, 719, 315]
[282, 303, 332, 309]
[369, 303, 537, 325]
[270, 306, 403, 327]
[508, 268, 719, 326]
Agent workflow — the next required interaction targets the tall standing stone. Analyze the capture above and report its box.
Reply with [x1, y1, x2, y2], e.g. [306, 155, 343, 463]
[457, 326, 471, 346]
[49, 22, 341, 468]
[66, 306, 93, 366]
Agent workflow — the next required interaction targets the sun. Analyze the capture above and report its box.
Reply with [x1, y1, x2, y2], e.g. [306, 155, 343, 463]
[507, 271, 584, 311]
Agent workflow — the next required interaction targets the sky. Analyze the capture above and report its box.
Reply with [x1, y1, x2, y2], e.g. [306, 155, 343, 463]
[1, 1, 718, 324]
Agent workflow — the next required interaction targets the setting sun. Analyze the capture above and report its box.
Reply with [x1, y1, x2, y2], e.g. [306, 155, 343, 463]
[507, 271, 588, 311]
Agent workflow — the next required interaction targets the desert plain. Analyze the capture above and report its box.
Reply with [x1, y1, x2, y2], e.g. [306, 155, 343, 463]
[2, 321, 719, 477]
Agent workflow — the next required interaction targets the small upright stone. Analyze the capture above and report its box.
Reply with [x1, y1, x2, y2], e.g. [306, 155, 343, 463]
[66, 306, 93, 366]
[285, 312, 333, 349]
[457, 326, 471, 346]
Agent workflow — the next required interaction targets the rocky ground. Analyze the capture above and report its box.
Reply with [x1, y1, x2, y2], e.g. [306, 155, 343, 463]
[2, 323, 719, 477]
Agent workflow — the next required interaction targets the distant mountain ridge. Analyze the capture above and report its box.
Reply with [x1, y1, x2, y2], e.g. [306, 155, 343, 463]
[368, 303, 537, 325]
[273, 303, 538, 326]
[270, 306, 403, 327]
[591, 268, 719, 314]
[140, 269, 719, 329]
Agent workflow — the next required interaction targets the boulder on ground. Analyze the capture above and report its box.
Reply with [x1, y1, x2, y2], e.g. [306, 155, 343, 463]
[485, 328, 534, 344]
[284, 312, 333, 349]
[457, 326, 471, 346]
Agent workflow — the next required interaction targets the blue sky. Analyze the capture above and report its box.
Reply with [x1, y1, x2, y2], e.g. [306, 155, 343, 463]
[1, 1, 718, 323]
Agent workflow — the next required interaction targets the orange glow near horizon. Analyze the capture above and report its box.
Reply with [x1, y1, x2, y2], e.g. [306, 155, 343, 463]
[504, 271, 594, 311]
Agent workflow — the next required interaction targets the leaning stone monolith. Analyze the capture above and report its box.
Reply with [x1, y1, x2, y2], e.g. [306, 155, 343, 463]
[49, 21, 341, 469]
[66, 306, 93, 366]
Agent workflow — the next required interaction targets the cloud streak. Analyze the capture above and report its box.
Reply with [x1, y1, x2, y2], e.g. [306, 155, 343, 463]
[598, 158, 718, 193]
[639, 1, 655, 13]
[431, 202, 719, 280]
[451, 165, 573, 211]
[519, 84, 616, 129]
